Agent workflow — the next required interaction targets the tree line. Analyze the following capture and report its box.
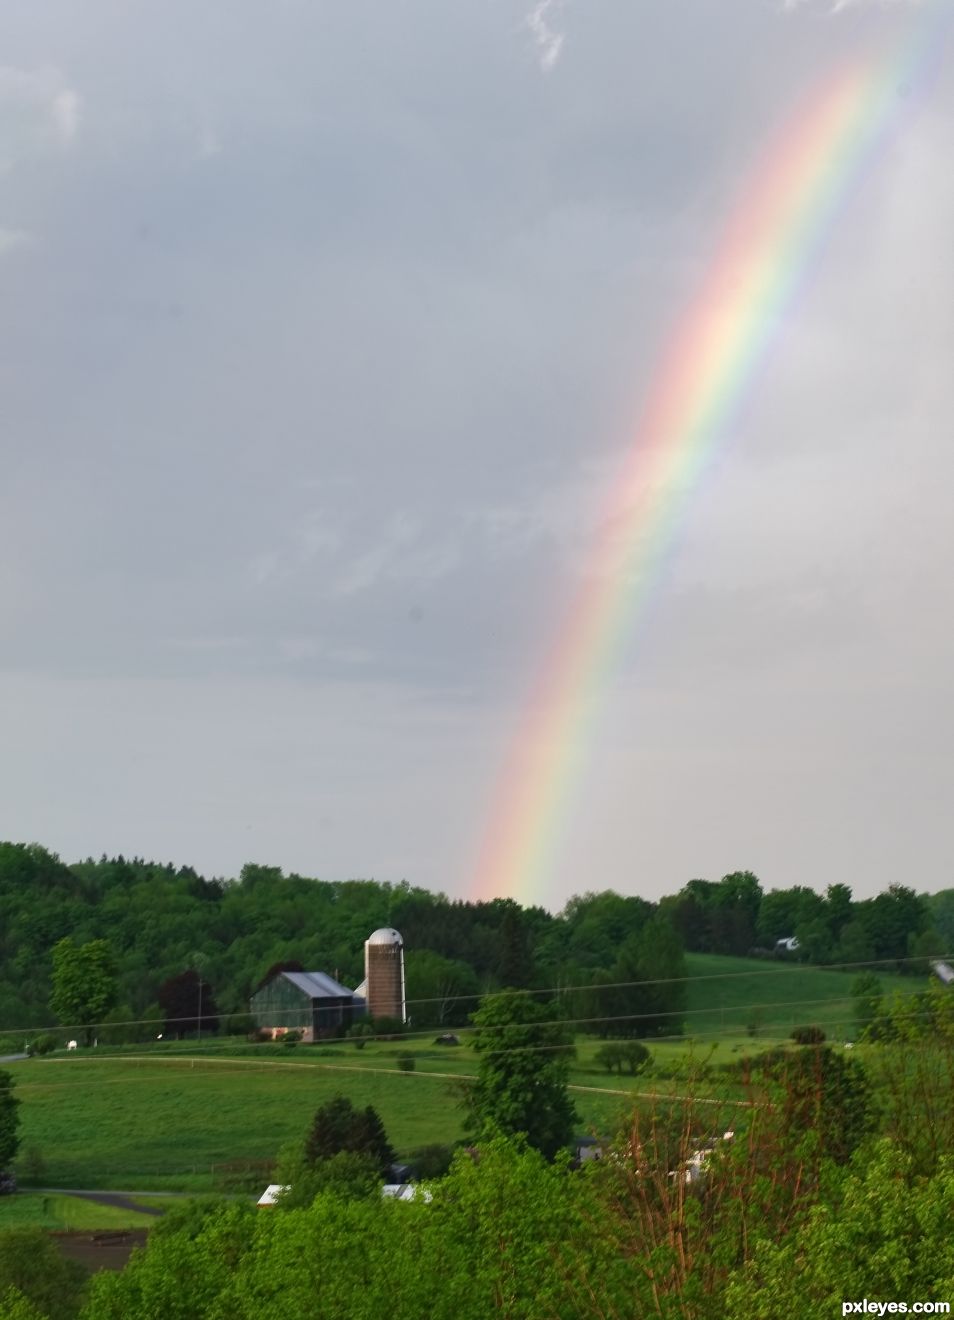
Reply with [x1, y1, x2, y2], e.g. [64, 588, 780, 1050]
[0, 841, 947, 1047]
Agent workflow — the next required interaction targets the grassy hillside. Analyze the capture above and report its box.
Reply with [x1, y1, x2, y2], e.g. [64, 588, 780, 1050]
[684, 953, 917, 1039]
[2, 955, 924, 1193]
[7, 1042, 725, 1192]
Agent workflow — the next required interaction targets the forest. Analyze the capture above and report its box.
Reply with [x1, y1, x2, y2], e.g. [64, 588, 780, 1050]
[0, 839, 950, 1041]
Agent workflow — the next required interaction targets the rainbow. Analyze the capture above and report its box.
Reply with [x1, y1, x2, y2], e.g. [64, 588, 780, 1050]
[470, 7, 948, 906]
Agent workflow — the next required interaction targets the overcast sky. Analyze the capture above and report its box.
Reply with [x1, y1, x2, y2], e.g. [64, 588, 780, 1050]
[1, 0, 951, 909]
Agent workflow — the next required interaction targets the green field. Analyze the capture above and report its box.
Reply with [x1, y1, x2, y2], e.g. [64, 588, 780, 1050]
[0, 1192, 157, 1230]
[2, 955, 922, 1192]
[8, 1049, 655, 1191]
[683, 953, 915, 1038]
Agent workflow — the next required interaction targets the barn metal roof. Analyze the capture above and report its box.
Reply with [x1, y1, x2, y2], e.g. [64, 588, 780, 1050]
[282, 971, 356, 999]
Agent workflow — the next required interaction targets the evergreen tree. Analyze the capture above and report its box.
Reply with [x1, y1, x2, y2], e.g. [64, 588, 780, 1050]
[304, 1095, 394, 1175]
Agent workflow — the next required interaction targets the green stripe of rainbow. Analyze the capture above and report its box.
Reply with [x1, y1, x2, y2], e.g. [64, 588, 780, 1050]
[470, 9, 948, 905]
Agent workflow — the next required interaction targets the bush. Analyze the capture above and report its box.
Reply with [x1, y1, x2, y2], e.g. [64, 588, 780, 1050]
[620, 1041, 651, 1076]
[225, 1012, 256, 1037]
[281, 1030, 303, 1048]
[791, 1025, 826, 1046]
[396, 1052, 416, 1073]
[348, 1022, 375, 1050]
[594, 1043, 649, 1075]
[595, 1043, 623, 1074]
[26, 1035, 57, 1058]
[409, 1142, 456, 1179]
[370, 1016, 406, 1041]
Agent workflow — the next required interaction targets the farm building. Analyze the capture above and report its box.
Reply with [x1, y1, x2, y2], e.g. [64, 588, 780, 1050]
[250, 927, 406, 1039]
[250, 970, 365, 1041]
[355, 927, 406, 1022]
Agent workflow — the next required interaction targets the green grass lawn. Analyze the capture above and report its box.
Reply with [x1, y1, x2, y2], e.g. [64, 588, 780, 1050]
[6, 1048, 693, 1191]
[9, 1054, 470, 1190]
[0, 1192, 157, 1229]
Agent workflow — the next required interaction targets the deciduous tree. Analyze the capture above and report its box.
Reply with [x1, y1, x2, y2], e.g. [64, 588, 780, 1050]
[468, 991, 577, 1159]
[157, 969, 220, 1038]
[49, 938, 117, 1047]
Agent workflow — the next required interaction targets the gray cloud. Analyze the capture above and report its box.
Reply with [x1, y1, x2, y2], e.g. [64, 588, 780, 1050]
[0, 0, 949, 905]
[526, 1, 566, 72]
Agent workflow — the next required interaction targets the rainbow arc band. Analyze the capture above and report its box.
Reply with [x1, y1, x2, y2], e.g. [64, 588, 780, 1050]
[470, 3, 949, 905]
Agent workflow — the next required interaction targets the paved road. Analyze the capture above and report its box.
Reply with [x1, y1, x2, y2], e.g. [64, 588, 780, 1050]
[0, 1053, 27, 1063]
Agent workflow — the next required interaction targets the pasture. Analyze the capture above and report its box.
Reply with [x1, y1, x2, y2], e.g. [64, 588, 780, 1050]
[3, 954, 921, 1192]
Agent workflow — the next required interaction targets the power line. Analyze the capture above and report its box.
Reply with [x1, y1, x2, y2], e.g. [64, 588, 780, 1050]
[1, 952, 943, 1041]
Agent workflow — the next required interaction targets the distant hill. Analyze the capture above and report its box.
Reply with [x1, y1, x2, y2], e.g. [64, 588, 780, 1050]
[684, 953, 919, 1040]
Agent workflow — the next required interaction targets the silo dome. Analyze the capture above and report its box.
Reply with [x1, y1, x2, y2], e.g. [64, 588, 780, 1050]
[367, 927, 403, 946]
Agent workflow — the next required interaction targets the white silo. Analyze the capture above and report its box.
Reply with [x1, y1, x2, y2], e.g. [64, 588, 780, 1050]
[364, 927, 406, 1023]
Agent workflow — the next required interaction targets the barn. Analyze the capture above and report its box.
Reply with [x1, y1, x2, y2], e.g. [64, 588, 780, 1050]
[250, 970, 365, 1041]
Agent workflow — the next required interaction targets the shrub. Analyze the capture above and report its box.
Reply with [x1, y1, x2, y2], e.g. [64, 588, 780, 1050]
[791, 1025, 826, 1046]
[348, 1022, 375, 1050]
[225, 1012, 256, 1037]
[26, 1035, 56, 1058]
[396, 1052, 416, 1073]
[620, 1041, 651, 1076]
[409, 1142, 457, 1179]
[595, 1043, 623, 1075]
[371, 1016, 406, 1041]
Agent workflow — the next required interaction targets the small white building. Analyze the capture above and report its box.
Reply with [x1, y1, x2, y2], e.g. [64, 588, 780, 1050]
[256, 1184, 289, 1207]
[382, 1184, 432, 1203]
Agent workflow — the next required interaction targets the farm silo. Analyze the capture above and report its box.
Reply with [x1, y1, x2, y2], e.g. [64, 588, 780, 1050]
[364, 927, 406, 1023]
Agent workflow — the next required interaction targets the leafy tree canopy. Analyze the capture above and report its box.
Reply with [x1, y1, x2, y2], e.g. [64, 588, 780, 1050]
[49, 938, 117, 1047]
[468, 991, 577, 1159]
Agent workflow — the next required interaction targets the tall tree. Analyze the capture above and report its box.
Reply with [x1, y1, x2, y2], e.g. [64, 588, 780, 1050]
[0, 1069, 19, 1170]
[468, 991, 577, 1159]
[157, 969, 220, 1038]
[49, 938, 117, 1047]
